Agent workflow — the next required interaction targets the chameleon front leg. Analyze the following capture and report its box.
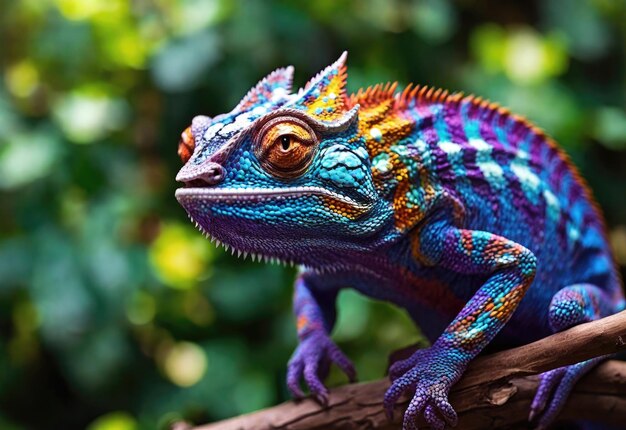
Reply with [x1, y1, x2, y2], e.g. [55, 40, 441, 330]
[286, 272, 356, 404]
[385, 221, 537, 430]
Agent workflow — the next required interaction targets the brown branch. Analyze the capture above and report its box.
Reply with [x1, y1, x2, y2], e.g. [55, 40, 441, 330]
[178, 310, 626, 430]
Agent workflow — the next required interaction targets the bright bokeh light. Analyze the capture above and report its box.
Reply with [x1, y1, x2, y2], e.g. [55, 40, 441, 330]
[472, 25, 568, 85]
[162, 341, 208, 387]
[54, 0, 127, 22]
[4, 61, 39, 98]
[149, 222, 214, 289]
[86, 411, 137, 430]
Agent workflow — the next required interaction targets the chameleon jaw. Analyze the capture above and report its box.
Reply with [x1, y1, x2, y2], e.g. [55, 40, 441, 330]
[175, 185, 376, 268]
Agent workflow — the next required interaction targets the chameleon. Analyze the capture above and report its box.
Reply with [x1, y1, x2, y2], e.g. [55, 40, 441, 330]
[175, 52, 625, 429]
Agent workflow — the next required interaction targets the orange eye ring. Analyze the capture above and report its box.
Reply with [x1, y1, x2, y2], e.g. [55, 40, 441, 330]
[254, 116, 319, 179]
[178, 126, 195, 163]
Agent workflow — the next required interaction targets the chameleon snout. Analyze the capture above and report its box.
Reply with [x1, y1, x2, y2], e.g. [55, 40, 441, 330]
[180, 162, 225, 187]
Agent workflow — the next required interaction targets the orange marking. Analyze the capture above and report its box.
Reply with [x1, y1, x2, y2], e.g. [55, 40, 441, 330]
[321, 195, 369, 220]
[462, 230, 474, 255]
[297, 315, 308, 332]
[178, 126, 194, 163]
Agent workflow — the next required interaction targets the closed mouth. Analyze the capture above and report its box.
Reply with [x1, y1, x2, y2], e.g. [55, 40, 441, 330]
[175, 186, 372, 210]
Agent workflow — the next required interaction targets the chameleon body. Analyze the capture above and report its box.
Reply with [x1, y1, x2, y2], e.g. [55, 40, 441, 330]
[175, 53, 625, 429]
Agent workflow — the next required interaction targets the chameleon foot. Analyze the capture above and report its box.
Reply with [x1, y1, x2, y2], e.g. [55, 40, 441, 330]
[286, 331, 356, 405]
[529, 356, 604, 429]
[384, 346, 461, 430]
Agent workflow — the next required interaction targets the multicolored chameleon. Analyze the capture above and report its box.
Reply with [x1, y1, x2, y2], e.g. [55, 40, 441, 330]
[175, 52, 625, 429]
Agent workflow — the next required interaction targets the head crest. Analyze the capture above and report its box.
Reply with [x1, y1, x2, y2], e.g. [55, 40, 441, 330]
[288, 52, 348, 122]
[233, 66, 294, 113]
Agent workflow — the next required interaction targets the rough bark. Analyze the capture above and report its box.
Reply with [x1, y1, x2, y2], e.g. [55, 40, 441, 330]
[177, 310, 626, 430]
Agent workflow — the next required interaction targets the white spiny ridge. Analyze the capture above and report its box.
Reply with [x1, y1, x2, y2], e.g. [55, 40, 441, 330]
[186, 211, 299, 268]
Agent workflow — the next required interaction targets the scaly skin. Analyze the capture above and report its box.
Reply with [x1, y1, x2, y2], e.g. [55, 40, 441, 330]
[175, 52, 625, 429]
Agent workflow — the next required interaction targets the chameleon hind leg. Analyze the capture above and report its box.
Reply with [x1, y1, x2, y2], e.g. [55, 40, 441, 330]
[529, 284, 615, 429]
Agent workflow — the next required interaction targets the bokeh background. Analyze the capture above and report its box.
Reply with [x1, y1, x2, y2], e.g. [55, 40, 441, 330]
[1, 0, 625, 429]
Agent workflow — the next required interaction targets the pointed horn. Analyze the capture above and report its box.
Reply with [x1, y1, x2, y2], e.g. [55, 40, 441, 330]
[234, 66, 294, 113]
[289, 52, 349, 122]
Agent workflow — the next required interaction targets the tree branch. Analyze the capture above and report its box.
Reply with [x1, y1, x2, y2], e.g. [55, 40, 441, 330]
[178, 310, 626, 430]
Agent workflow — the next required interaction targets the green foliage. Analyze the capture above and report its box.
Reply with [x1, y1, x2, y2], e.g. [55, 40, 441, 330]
[0, 1, 625, 429]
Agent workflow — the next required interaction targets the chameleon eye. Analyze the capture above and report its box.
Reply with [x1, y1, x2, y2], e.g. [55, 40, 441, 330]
[178, 126, 195, 164]
[255, 117, 318, 179]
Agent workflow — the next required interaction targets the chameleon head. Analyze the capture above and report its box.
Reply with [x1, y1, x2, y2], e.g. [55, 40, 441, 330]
[175, 53, 395, 265]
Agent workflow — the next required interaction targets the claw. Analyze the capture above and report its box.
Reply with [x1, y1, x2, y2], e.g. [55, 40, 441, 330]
[315, 391, 329, 407]
[329, 343, 357, 382]
[286, 359, 305, 399]
[528, 405, 540, 423]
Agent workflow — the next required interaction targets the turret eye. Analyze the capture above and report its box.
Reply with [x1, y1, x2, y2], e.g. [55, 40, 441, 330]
[255, 117, 318, 179]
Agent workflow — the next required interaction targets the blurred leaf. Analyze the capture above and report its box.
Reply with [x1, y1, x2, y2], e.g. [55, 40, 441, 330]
[411, 0, 456, 43]
[151, 31, 220, 92]
[30, 230, 94, 348]
[66, 326, 132, 392]
[0, 128, 62, 189]
[208, 263, 289, 321]
[53, 90, 130, 143]
[126, 291, 157, 325]
[232, 371, 274, 413]
[0, 239, 32, 293]
[592, 107, 626, 150]
[333, 290, 370, 342]
[470, 24, 507, 74]
[541, 0, 611, 60]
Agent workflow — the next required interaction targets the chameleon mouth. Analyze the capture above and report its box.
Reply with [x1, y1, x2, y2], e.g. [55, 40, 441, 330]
[175, 186, 375, 267]
[176, 183, 372, 266]
[175, 186, 372, 211]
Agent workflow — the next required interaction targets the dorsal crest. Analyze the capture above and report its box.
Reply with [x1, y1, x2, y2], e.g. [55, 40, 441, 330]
[348, 82, 397, 108]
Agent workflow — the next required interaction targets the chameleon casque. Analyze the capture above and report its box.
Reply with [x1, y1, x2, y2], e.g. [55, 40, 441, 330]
[175, 53, 625, 429]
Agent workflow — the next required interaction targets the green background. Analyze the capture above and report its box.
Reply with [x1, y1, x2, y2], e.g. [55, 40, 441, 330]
[1, 1, 625, 429]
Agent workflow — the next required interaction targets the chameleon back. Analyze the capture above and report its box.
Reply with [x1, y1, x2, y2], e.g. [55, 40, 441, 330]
[348, 84, 623, 340]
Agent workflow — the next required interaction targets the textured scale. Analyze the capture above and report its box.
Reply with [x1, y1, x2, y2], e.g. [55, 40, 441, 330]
[175, 53, 624, 430]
